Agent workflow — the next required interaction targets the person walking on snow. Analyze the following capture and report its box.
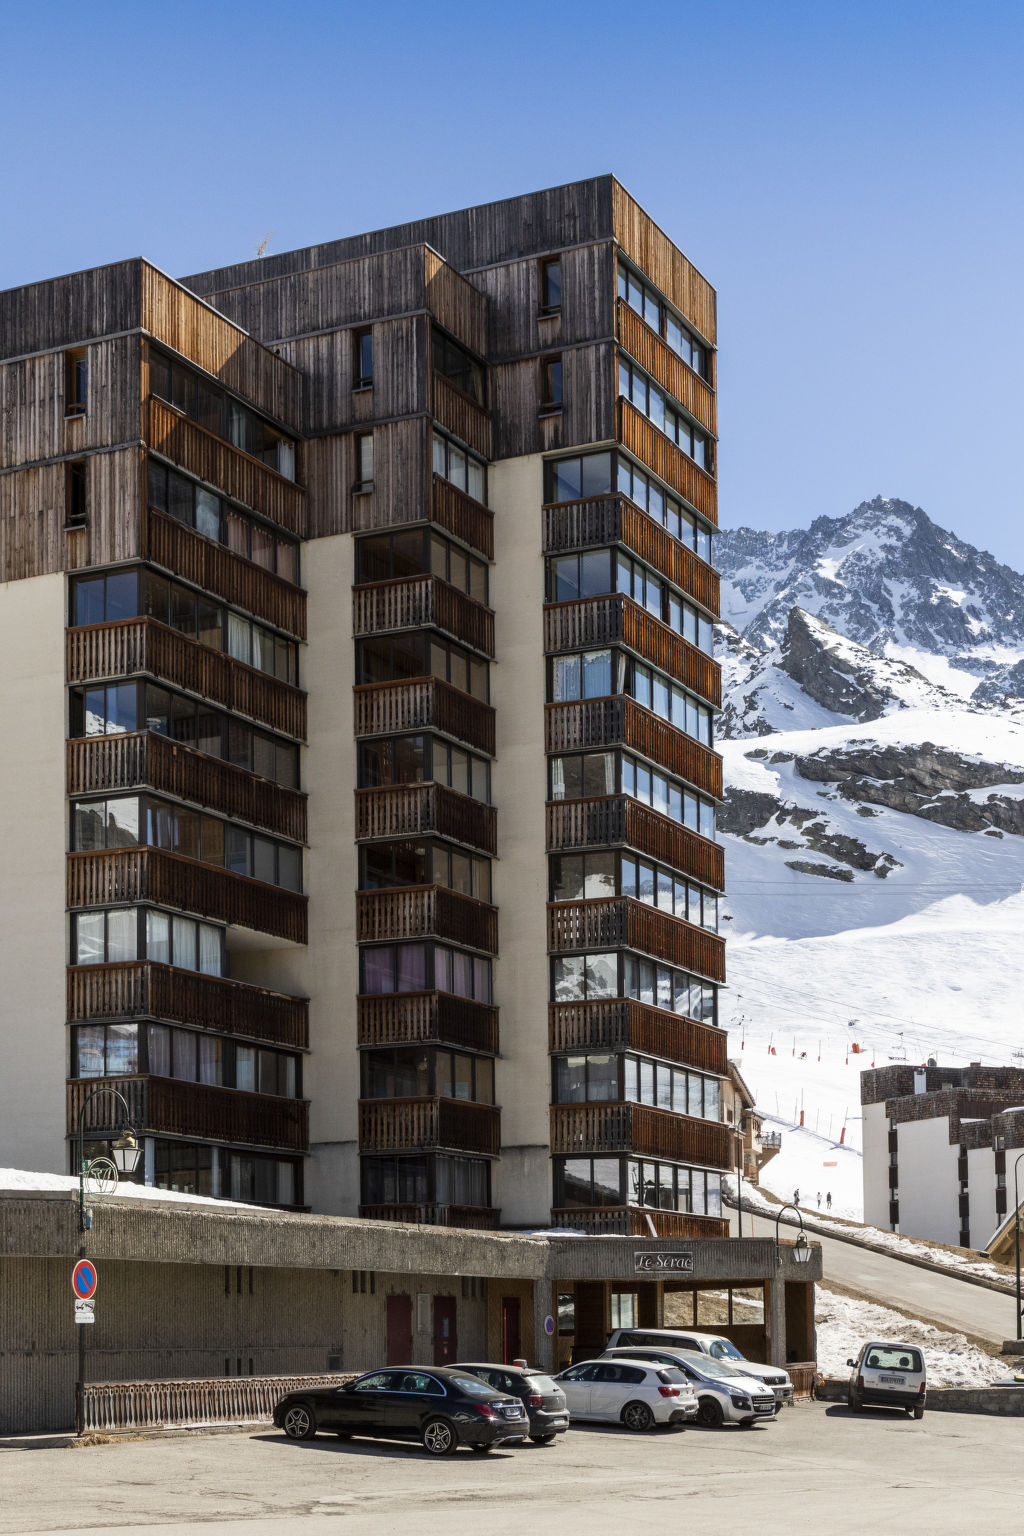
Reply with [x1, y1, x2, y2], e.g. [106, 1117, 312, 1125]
[816, 1191, 822, 1209]
[826, 1191, 832, 1211]
[793, 1188, 800, 1206]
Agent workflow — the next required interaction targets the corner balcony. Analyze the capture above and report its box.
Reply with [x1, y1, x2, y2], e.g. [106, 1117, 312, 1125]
[354, 677, 495, 757]
[616, 298, 717, 437]
[357, 991, 499, 1054]
[148, 508, 306, 639]
[357, 885, 497, 955]
[358, 1097, 500, 1156]
[67, 962, 309, 1050]
[548, 998, 727, 1075]
[355, 782, 496, 856]
[550, 1207, 729, 1239]
[430, 474, 493, 560]
[544, 595, 720, 707]
[353, 576, 494, 657]
[546, 795, 723, 892]
[550, 1102, 734, 1169]
[545, 696, 722, 799]
[67, 1074, 309, 1153]
[618, 398, 717, 525]
[547, 896, 725, 984]
[542, 494, 719, 616]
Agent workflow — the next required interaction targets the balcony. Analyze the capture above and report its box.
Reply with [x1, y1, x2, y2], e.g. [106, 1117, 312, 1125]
[353, 576, 494, 657]
[67, 848, 308, 945]
[67, 962, 309, 1050]
[357, 885, 497, 954]
[358, 1097, 500, 1156]
[355, 783, 496, 855]
[616, 299, 717, 437]
[544, 595, 720, 707]
[547, 896, 725, 983]
[618, 399, 717, 525]
[354, 677, 495, 756]
[357, 991, 499, 1053]
[546, 796, 724, 891]
[67, 619, 306, 740]
[359, 1203, 499, 1230]
[68, 732, 307, 844]
[67, 1074, 309, 1153]
[432, 374, 492, 460]
[147, 508, 306, 639]
[550, 1206, 729, 1239]
[430, 475, 493, 560]
[542, 495, 719, 616]
[545, 696, 722, 800]
[550, 1102, 734, 1169]
[548, 999, 727, 1075]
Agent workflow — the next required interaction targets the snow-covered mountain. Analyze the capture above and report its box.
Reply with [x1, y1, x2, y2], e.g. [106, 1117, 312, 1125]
[714, 500, 1024, 1224]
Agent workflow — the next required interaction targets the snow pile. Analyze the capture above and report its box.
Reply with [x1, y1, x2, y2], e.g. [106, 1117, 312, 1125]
[815, 1287, 1005, 1387]
[0, 1166, 255, 1210]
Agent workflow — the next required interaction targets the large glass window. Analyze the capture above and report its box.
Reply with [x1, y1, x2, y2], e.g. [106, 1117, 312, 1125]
[619, 356, 715, 473]
[149, 348, 296, 479]
[361, 1153, 490, 1209]
[359, 943, 491, 1003]
[616, 454, 713, 566]
[432, 430, 488, 506]
[362, 1046, 495, 1104]
[147, 459, 298, 579]
[356, 635, 489, 701]
[617, 259, 711, 381]
[547, 451, 613, 504]
[359, 841, 491, 903]
[555, 1157, 623, 1208]
[431, 329, 486, 407]
[356, 734, 491, 804]
[551, 952, 619, 1003]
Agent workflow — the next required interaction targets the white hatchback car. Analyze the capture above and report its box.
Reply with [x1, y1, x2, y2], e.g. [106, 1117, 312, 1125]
[554, 1358, 697, 1431]
[602, 1347, 776, 1429]
[847, 1341, 926, 1418]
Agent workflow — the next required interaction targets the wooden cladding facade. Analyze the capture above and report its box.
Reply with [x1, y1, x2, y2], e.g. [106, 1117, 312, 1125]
[616, 300, 717, 436]
[358, 1097, 500, 1156]
[430, 474, 493, 559]
[547, 896, 725, 983]
[355, 783, 496, 856]
[618, 399, 717, 525]
[545, 796, 724, 892]
[67, 731, 307, 844]
[545, 697, 723, 800]
[551, 1206, 729, 1239]
[67, 1074, 309, 1153]
[146, 509, 306, 639]
[66, 848, 308, 944]
[548, 998, 728, 1075]
[352, 576, 494, 656]
[542, 496, 719, 616]
[550, 1102, 733, 1169]
[354, 678, 495, 756]
[356, 885, 497, 955]
[67, 962, 309, 1050]
[431, 374, 491, 461]
[357, 991, 499, 1054]
[66, 618, 307, 740]
[359, 1202, 498, 1229]
[612, 178, 717, 345]
[544, 595, 721, 707]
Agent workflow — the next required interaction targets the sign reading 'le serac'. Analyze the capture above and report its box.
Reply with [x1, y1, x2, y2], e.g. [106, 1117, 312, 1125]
[634, 1250, 695, 1274]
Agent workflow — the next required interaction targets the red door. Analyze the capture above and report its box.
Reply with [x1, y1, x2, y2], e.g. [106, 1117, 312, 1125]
[433, 1295, 458, 1365]
[501, 1297, 522, 1363]
[386, 1294, 413, 1365]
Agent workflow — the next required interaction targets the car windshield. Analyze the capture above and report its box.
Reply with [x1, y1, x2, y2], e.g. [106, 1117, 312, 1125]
[687, 1355, 744, 1380]
[864, 1346, 924, 1373]
[709, 1340, 744, 1361]
[450, 1376, 499, 1397]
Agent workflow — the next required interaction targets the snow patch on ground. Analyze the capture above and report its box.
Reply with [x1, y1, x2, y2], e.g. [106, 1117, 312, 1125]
[815, 1287, 1005, 1387]
[0, 1166, 255, 1210]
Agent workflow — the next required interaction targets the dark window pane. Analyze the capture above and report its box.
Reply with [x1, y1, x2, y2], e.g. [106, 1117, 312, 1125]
[72, 577, 105, 627]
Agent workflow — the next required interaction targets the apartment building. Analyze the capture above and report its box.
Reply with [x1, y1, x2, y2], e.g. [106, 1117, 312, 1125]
[0, 177, 727, 1236]
[862, 1064, 1024, 1247]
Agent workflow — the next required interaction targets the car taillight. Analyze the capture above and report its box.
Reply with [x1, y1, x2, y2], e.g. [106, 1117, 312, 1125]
[475, 1403, 496, 1418]
[918, 1382, 926, 1396]
[658, 1386, 680, 1397]
[526, 1394, 543, 1407]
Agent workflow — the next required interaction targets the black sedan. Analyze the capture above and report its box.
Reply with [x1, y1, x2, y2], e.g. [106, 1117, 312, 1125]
[273, 1367, 528, 1455]
[453, 1362, 569, 1443]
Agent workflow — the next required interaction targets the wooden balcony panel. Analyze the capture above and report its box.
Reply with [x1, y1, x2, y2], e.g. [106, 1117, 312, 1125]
[67, 962, 309, 1049]
[430, 474, 493, 560]
[67, 1074, 309, 1152]
[544, 596, 720, 707]
[145, 397, 306, 538]
[359, 1203, 498, 1230]
[546, 796, 724, 891]
[550, 1102, 733, 1168]
[352, 576, 494, 657]
[618, 399, 717, 526]
[550, 1206, 729, 1239]
[357, 991, 499, 1053]
[616, 300, 717, 437]
[147, 509, 306, 639]
[431, 374, 492, 461]
[68, 732, 307, 844]
[356, 885, 497, 955]
[544, 697, 723, 800]
[67, 848, 308, 945]
[358, 1097, 500, 1156]
[547, 896, 725, 983]
[355, 783, 496, 855]
[548, 999, 728, 1075]
[66, 618, 307, 741]
[354, 678, 495, 756]
[542, 496, 719, 616]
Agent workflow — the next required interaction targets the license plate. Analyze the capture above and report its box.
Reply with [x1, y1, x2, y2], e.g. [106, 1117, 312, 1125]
[503, 1406, 523, 1418]
[879, 1376, 905, 1386]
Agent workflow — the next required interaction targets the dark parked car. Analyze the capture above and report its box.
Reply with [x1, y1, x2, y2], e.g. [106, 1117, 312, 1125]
[454, 1362, 569, 1443]
[273, 1367, 528, 1456]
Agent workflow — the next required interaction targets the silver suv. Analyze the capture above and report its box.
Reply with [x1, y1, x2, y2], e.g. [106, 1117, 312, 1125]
[606, 1328, 793, 1410]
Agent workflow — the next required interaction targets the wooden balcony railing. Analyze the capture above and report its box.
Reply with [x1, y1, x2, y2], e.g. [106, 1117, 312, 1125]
[542, 495, 719, 616]
[67, 848, 308, 945]
[359, 1204, 499, 1230]
[548, 998, 727, 1075]
[147, 508, 306, 639]
[547, 896, 725, 983]
[430, 474, 493, 560]
[354, 677, 495, 756]
[67, 1074, 309, 1152]
[145, 397, 306, 538]
[616, 299, 717, 437]
[550, 1102, 734, 1168]
[356, 885, 497, 954]
[67, 618, 307, 741]
[544, 595, 720, 707]
[68, 732, 307, 844]
[355, 783, 496, 855]
[550, 1206, 729, 1239]
[432, 374, 492, 460]
[352, 576, 494, 657]
[618, 398, 717, 524]
[545, 697, 723, 800]
[358, 1097, 500, 1155]
[357, 991, 499, 1053]
[546, 796, 723, 891]
[67, 962, 309, 1050]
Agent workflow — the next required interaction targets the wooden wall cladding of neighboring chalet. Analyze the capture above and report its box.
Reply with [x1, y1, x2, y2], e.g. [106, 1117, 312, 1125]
[611, 180, 717, 346]
[0, 447, 142, 582]
[469, 242, 616, 362]
[490, 340, 616, 461]
[286, 314, 427, 434]
[0, 335, 141, 470]
[301, 417, 430, 540]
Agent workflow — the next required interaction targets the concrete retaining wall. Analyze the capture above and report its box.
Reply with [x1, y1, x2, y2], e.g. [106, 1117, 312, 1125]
[820, 1377, 1024, 1415]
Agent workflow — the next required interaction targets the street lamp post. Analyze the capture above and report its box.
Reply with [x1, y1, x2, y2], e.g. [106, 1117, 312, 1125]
[1013, 1152, 1024, 1342]
[774, 1202, 813, 1265]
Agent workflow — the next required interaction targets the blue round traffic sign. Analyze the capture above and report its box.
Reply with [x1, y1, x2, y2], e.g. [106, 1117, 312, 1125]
[72, 1260, 98, 1300]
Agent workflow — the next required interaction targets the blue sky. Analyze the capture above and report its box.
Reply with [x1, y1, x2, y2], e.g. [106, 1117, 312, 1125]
[2, 0, 1022, 565]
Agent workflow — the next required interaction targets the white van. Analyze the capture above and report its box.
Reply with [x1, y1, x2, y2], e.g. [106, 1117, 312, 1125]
[607, 1327, 794, 1410]
[846, 1341, 926, 1418]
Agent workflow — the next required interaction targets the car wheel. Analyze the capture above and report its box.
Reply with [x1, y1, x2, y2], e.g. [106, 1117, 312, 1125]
[739, 1418, 756, 1429]
[847, 1390, 859, 1413]
[422, 1417, 458, 1456]
[282, 1403, 316, 1440]
[913, 1406, 924, 1421]
[471, 1443, 494, 1454]
[530, 1434, 557, 1444]
[774, 1401, 784, 1416]
[621, 1400, 655, 1432]
[696, 1396, 725, 1429]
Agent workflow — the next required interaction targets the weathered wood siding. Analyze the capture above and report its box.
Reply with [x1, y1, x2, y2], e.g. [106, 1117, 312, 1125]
[0, 261, 143, 360]
[0, 447, 143, 581]
[611, 180, 716, 345]
[283, 314, 427, 433]
[302, 417, 430, 539]
[469, 243, 615, 361]
[0, 335, 141, 469]
[491, 341, 616, 461]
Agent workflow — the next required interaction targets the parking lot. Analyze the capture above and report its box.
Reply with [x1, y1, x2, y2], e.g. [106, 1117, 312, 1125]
[0, 1403, 1018, 1535]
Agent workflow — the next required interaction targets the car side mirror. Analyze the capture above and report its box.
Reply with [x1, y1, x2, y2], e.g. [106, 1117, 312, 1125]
[846, 1359, 855, 1368]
